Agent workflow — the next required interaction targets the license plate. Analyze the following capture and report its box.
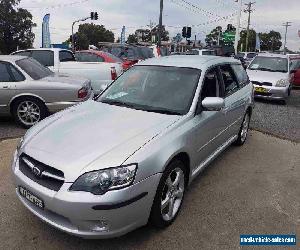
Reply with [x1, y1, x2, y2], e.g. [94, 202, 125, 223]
[255, 87, 268, 93]
[19, 186, 44, 209]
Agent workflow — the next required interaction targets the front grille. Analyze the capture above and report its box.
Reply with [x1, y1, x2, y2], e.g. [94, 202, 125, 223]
[252, 81, 273, 87]
[19, 154, 65, 191]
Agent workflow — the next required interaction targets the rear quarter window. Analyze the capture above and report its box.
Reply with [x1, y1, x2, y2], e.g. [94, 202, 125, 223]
[31, 50, 54, 67]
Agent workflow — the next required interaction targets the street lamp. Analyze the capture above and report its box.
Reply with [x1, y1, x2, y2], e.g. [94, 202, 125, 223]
[234, 0, 243, 54]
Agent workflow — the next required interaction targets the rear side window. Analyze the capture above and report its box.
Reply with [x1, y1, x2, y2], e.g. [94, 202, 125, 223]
[31, 50, 54, 67]
[0, 63, 12, 82]
[59, 51, 75, 62]
[231, 64, 249, 88]
[220, 64, 239, 96]
[75, 53, 104, 62]
[13, 51, 31, 57]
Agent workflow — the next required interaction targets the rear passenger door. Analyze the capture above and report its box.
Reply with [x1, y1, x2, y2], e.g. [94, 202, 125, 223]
[219, 64, 247, 140]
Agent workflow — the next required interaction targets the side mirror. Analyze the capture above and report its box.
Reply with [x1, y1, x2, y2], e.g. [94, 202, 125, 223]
[202, 97, 225, 111]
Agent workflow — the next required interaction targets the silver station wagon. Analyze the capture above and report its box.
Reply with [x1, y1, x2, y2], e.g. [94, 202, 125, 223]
[12, 56, 254, 238]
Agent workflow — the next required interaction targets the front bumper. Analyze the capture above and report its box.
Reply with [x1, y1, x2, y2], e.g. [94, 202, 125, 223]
[12, 153, 161, 238]
[253, 84, 289, 100]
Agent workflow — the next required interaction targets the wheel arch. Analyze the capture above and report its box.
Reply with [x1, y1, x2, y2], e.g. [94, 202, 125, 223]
[9, 94, 47, 114]
[163, 151, 191, 186]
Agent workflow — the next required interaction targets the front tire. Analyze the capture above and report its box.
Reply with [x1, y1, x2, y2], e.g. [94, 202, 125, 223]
[150, 159, 186, 228]
[234, 112, 250, 146]
[12, 97, 47, 128]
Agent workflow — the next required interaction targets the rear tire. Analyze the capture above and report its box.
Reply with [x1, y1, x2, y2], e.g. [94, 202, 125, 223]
[12, 97, 47, 128]
[234, 112, 250, 146]
[150, 159, 186, 228]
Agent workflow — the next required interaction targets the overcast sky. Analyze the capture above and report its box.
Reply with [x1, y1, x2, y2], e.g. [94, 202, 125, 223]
[18, 0, 300, 51]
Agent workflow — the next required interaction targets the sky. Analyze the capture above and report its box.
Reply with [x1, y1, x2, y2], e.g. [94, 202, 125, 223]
[18, 0, 300, 51]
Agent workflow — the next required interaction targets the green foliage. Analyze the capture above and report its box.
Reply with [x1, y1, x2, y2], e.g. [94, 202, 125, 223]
[206, 25, 236, 46]
[0, 0, 36, 54]
[127, 34, 138, 44]
[67, 23, 114, 50]
[238, 29, 257, 52]
[259, 30, 282, 51]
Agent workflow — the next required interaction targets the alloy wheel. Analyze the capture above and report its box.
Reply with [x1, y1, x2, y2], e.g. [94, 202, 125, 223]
[240, 114, 250, 143]
[161, 167, 185, 221]
[17, 101, 41, 126]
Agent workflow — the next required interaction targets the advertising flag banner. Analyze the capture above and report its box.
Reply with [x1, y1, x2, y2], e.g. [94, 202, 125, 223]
[42, 14, 51, 48]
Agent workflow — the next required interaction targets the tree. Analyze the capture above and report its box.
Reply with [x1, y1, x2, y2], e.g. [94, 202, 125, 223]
[148, 25, 169, 42]
[0, 0, 36, 54]
[66, 23, 114, 50]
[260, 30, 282, 51]
[127, 34, 138, 44]
[205, 26, 223, 46]
[238, 29, 256, 52]
[135, 29, 151, 42]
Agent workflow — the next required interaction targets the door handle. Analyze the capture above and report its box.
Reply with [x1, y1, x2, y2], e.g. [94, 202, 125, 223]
[2, 86, 9, 89]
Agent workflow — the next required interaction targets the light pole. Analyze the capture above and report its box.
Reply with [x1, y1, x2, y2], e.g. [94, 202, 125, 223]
[157, 0, 164, 47]
[234, 0, 243, 55]
[283, 22, 292, 54]
[72, 16, 90, 51]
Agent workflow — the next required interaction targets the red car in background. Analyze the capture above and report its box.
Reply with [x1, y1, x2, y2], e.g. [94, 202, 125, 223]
[75, 50, 133, 70]
[291, 68, 300, 87]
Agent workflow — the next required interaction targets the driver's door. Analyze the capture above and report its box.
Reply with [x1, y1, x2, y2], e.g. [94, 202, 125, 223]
[189, 66, 227, 173]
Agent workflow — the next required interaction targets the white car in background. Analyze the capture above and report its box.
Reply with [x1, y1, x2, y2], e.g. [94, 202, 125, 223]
[247, 53, 296, 103]
[186, 49, 217, 56]
[12, 48, 123, 95]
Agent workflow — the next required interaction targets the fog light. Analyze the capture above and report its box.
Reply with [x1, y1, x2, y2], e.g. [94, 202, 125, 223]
[91, 220, 109, 232]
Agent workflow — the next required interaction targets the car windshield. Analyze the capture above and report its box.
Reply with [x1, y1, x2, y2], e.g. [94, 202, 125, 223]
[16, 58, 53, 80]
[202, 50, 216, 56]
[248, 56, 288, 73]
[186, 50, 199, 55]
[97, 66, 201, 115]
[237, 53, 245, 58]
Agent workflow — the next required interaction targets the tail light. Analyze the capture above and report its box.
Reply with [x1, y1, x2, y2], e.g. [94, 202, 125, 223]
[78, 87, 88, 99]
[111, 67, 117, 80]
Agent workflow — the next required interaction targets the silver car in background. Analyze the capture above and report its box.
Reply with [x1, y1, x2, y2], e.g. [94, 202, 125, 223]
[0, 56, 93, 127]
[247, 53, 294, 103]
[12, 56, 253, 238]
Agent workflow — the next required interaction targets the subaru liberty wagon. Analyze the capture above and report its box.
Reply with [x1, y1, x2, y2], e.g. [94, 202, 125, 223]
[12, 56, 254, 238]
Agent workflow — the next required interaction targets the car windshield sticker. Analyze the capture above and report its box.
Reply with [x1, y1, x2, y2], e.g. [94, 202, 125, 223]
[251, 64, 259, 69]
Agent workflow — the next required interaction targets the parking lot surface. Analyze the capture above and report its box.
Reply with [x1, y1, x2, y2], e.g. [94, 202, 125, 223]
[251, 89, 300, 142]
[1, 131, 299, 250]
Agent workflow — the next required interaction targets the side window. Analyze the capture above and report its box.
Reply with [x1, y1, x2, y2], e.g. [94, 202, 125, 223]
[9, 65, 25, 81]
[220, 64, 239, 96]
[31, 50, 54, 67]
[0, 63, 12, 82]
[200, 67, 222, 101]
[231, 64, 249, 88]
[59, 51, 75, 62]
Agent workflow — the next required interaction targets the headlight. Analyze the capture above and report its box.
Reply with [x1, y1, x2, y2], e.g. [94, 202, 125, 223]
[275, 79, 289, 87]
[69, 164, 137, 195]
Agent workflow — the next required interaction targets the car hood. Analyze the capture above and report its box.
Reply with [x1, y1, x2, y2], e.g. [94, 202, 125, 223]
[42, 73, 90, 86]
[22, 101, 180, 181]
[247, 69, 288, 85]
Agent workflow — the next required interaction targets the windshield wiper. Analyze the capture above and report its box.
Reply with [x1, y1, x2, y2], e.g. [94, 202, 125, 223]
[253, 67, 275, 72]
[101, 99, 137, 108]
[144, 108, 182, 115]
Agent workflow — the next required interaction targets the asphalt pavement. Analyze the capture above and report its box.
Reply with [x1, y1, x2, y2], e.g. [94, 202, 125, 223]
[250, 89, 300, 142]
[1, 131, 299, 250]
